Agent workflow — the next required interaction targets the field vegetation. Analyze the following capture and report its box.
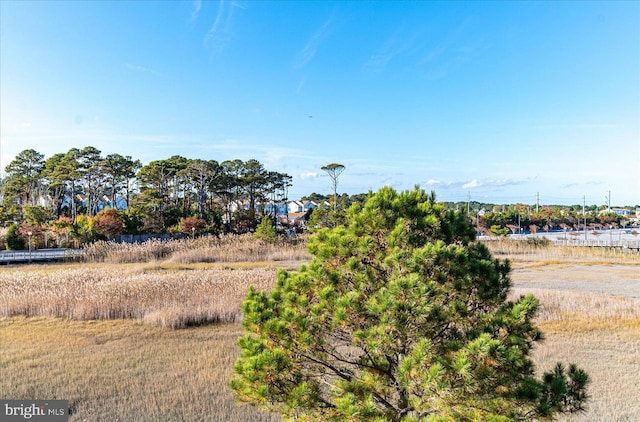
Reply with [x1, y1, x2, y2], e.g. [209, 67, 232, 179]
[82, 233, 310, 264]
[1, 238, 639, 421]
[490, 241, 640, 421]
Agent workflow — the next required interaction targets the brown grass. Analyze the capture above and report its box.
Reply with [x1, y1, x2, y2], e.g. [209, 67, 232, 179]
[509, 256, 640, 421]
[0, 316, 280, 422]
[82, 234, 310, 264]
[0, 266, 276, 329]
[2, 240, 639, 420]
[484, 238, 640, 263]
[532, 318, 640, 422]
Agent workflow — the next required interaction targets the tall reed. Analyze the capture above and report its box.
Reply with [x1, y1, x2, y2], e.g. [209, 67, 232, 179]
[0, 267, 276, 328]
[483, 238, 640, 262]
[510, 288, 640, 322]
[83, 234, 310, 264]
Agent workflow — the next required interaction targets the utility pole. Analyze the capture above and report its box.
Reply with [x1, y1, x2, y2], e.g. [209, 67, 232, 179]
[467, 191, 470, 215]
[583, 195, 587, 242]
[536, 192, 539, 214]
[606, 190, 611, 212]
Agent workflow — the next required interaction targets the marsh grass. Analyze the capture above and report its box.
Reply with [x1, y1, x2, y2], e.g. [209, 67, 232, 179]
[0, 266, 276, 328]
[484, 238, 640, 263]
[83, 234, 310, 264]
[2, 235, 310, 328]
[532, 317, 640, 422]
[0, 317, 280, 422]
[3, 240, 640, 420]
[509, 259, 640, 421]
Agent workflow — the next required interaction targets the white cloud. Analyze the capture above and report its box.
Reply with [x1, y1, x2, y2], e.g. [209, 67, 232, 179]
[300, 172, 319, 180]
[425, 179, 440, 186]
[462, 180, 482, 189]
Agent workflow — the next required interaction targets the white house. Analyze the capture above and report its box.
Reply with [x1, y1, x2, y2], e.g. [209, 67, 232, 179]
[612, 208, 631, 216]
[262, 201, 289, 216]
[287, 201, 304, 214]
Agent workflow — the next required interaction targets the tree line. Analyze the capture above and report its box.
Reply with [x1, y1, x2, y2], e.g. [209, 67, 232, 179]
[2, 147, 633, 249]
[1, 147, 293, 248]
[468, 204, 632, 237]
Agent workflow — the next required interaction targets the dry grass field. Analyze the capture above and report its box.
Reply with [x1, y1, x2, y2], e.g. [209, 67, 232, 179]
[498, 242, 640, 422]
[1, 317, 279, 422]
[1, 239, 639, 421]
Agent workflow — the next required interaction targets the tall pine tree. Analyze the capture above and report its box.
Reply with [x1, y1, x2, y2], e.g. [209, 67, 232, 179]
[231, 186, 588, 421]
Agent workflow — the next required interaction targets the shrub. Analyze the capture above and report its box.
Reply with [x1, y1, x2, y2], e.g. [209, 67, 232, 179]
[93, 208, 124, 237]
[5, 224, 25, 250]
[254, 216, 277, 243]
[180, 216, 206, 237]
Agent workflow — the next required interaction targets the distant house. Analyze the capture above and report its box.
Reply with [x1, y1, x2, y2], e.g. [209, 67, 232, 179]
[612, 208, 632, 216]
[601, 208, 632, 216]
[73, 193, 128, 212]
[98, 195, 128, 211]
[302, 200, 318, 212]
[286, 200, 330, 215]
[262, 201, 288, 216]
[279, 211, 306, 224]
[288, 201, 304, 214]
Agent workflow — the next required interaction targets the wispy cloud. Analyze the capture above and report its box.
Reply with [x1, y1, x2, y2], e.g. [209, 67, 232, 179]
[365, 26, 420, 72]
[191, 0, 202, 21]
[427, 178, 528, 191]
[296, 74, 308, 94]
[419, 18, 479, 80]
[560, 183, 579, 189]
[420, 19, 470, 65]
[196, 138, 325, 166]
[204, 0, 238, 49]
[527, 123, 618, 130]
[207, 1, 226, 37]
[294, 13, 334, 69]
[125, 63, 158, 74]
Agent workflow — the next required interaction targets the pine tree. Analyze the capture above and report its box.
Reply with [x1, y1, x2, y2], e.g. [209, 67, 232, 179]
[254, 215, 277, 243]
[231, 187, 588, 421]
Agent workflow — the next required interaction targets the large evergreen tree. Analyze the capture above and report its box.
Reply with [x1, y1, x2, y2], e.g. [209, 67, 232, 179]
[4, 149, 45, 208]
[102, 153, 141, 208]
[231, 187, 588, 421]
[42, 153, 69, 218]
[77, 146, 103, 216]
[59, 148, 84, 222]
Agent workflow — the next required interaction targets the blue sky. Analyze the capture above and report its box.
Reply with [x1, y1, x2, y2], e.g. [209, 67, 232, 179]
[1, 1, 638, 206]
